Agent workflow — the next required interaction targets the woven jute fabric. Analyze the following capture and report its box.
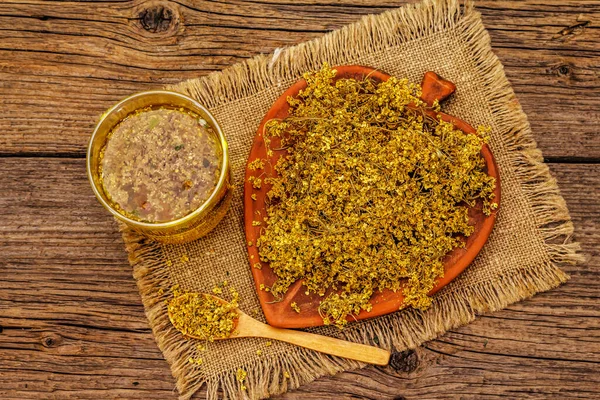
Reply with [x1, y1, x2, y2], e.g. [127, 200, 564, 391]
[122, 1, 583, 398]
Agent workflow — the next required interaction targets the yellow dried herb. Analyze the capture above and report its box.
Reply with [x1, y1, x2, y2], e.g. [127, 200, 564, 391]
[290, 302, 300, 313]
[236, 368, 247, 391]
[248, 175, 263, 189]
[257, 64, 496, 327]
[248, 158, 265, 170]
[187, 356, 203, 365]
[167, 290, 239, 341]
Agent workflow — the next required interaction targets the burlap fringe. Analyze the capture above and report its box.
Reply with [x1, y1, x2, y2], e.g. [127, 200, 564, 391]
[121, 0, 585, 399]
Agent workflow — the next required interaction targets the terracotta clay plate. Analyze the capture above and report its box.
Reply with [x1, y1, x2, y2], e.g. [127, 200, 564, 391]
[244, 66, 501, 329]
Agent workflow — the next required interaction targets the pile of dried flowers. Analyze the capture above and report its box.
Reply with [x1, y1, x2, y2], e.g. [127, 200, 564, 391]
[254, 64, 496, 327]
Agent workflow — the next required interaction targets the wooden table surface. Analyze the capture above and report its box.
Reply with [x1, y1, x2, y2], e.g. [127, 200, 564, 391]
[1, 1, 598, 399]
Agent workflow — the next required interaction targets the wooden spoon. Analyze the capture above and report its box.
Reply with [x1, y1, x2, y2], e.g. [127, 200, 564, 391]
[168, 293, 390, 366]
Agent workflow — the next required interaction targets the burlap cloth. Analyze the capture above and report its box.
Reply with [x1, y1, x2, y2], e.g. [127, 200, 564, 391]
[122, 0, 583, 398]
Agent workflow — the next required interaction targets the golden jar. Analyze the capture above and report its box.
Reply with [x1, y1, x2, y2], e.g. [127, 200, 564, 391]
[87, 90, 233, 244]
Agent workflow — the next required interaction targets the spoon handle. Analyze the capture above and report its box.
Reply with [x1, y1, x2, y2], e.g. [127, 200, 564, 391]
[239, 314, 390, 365]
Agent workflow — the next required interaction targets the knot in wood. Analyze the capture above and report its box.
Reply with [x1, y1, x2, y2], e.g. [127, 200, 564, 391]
[558, 65, 571, 76]
[550, 63, 572, 77]
[41, 333, 61, 348]
[140, 6, 174, 33]
[389, 349, 418, 373]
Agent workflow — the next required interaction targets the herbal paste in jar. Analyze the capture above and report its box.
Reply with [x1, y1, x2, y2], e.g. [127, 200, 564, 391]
[100, 107, 221, 223]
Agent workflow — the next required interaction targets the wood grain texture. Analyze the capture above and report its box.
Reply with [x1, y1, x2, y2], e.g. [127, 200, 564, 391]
[0, 1, 598, 399]
[0, 0, 598, 158]
[0, 159, 598, 399]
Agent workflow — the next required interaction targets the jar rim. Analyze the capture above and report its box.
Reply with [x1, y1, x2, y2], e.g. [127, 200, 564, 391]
[86, 90, 230, 230]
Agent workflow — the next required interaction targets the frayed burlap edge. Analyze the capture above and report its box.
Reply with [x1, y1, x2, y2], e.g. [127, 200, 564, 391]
[123, 0, 584, 399]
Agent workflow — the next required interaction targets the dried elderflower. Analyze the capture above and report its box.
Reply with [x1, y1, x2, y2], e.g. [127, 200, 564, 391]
[168, 288, 239, 341]
[248, 176, 262, 189]
[290, 302, 300, 313]
[256, 64, 496, 328]
[236, 368, 247, 391]
[248, 158, 265, 170]
[188, 357, 203, 365]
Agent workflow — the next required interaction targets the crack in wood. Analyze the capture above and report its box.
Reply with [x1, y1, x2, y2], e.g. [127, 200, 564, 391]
[553, 20, 592, 41]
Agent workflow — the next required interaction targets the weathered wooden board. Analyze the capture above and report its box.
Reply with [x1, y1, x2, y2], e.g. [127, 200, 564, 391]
[0, 0, 598, 157]
[0, 159, 597, 399]
[1, 0, 598, 398]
